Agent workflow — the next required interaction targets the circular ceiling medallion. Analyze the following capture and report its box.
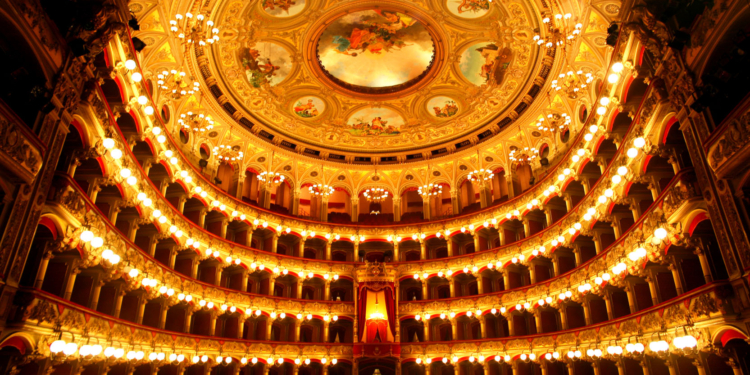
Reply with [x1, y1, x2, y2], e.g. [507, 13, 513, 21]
[338, 175, 346, 180]
[405, 175, 413, 180]
[311, 171, 319, 177]
[485, 156, 494, 162]
[433, 171, 441, 176]
[283, 165, 292, 171]
[257, 157, 266, 162]
[372, 175, 380, 181]
[316, 9, 435, 94]
[459, 165, 468, 171]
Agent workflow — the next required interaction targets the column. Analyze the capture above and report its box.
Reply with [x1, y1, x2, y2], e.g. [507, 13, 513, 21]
[477, 273, 484, 294]
[292, 190, 300, 215]
[572, 246, 582, 266]
[147, 236, 158, 257]
[473, 233, 481, 252]
[566, 361, 575, 375]
[669, 262, 684, 295]
[666, 359, 677, 375]
[191, 259, 200, 279]
[135, 297, 147, 324]
[447, 240, 454, 257]
[109, 202, 122, 225]
[241, 272, 249, 292]
[451, 190, 460, 215]
[221, 218, 229, 239]
[521, 218, 531, 237]
[198, 208, 207, 228]
[89, 279, 104, 310]
[297, 238, 306, 258]
[629, 199, 642, 221]
[582, 300, 592, 325]
[272, 233, 279, 253]
[449, 279, 456, 298]
[693, 360, 706, 375]
[326, 242, 332, 260]
[215, 266, 223, 286]
[320, 197, 329, 222]
[551, 255, 560, 276]
[498, 229, 506, 246]
[34, 252, 54, 289]
[393, 242, 399, 262]
[393, 197, 401, 222]
[563, 194, 573, 211]
[603, 291, 614, 320]
[168, 247, 177, 269]
[351, 197, 359, 223]
[238, 317, 245, 339]
[246, 230, 254, 249]
[640, 360, 650, 375]
[616, 361, 626, 375]
[178, 195, 187, 214]
[324, 281, 331, 300]
[479, 316, 487, 337]
[625, 284, 637, 313]
[88, 182, 102, 203]
[127, 219, 139, 242]
[559, 305, 568, 330]
[533, 312, 542, 333]
[182, 308, 193, 333]
[479, 182, 490, 208]
[113, 290, 125, 318]
[645, 276, 660, 306]
[323, 321, 330, 342]
[420, 242, 427, 260]
[160, 178, 169, 196]
[294, 321, 301, 341]
[209, 312, 217, 336]
[422, 196, 431, 221]
[423, 320, 430, 341]
[528, 263, 537, 284]
[502, 271, 510, 291]
[422, 280, 429, 299]
[592, 361, 601, 375]
[592, 232, 603, 254]
[451, 320, 458, 340]
[268, 277, 276, 296]
[544, 207, 553, 227]
[297, 280, 303, 299]
[159, 302, 168, 329]
[266, 317, 274, 340]
[694, 247, 713, 282]
[63, 268, 80, 300]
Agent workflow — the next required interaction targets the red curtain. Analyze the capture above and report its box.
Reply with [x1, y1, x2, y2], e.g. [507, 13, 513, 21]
[358, 287, 367, 342]
[384, 286, 396, 337]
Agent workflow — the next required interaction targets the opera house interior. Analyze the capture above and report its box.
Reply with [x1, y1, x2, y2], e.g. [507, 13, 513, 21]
[2, 0, 750, 373]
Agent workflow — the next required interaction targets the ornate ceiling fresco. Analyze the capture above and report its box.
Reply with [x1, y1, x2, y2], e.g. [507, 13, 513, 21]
[210, 0, 540, 153]
[129, 0, 620, 170]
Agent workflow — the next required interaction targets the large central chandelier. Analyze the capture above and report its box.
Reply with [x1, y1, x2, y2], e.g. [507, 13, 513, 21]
[418, 183, 443, 197]
[551, 68, 593, 99]
[509, 147, 539, 165]
[213, 144, 243, 163]
[178, 111, 215, 133]
[169, 12, 220, 47]
[309, 184, 334, 197]
[536, 111, 571, 134]
[364, 187, 389, 202]
[258, 171, 285, 185]
[533, 12, 582, 48]
[157, 70, 200, 100]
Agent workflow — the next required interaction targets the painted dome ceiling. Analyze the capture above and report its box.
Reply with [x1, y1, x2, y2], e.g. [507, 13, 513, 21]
[130, 0, 619, 167]
[205, 0, 542, 153]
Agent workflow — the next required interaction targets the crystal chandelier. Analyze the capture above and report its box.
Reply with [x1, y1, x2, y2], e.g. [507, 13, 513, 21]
[363, 187, 389, 202]
[213, 144, 243, 163]
[551, 68, 593, 99]
[309, 184, 334, 197]
[169, 12, 220, 48]
[509, 147, 539, 165]
[418, 183, 443, 197]
[178, 111, 215, 133]
[533, 12, 582, 48]
[258, 171, 285, 185]
[468, 169, 493, 183]
[157, 69, 200, 100]
[536, 112, 571, 134]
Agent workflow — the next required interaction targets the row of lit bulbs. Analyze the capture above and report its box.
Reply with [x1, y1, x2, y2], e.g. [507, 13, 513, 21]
[118, 56, 648, 290]
[50, 339, 339, 365]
